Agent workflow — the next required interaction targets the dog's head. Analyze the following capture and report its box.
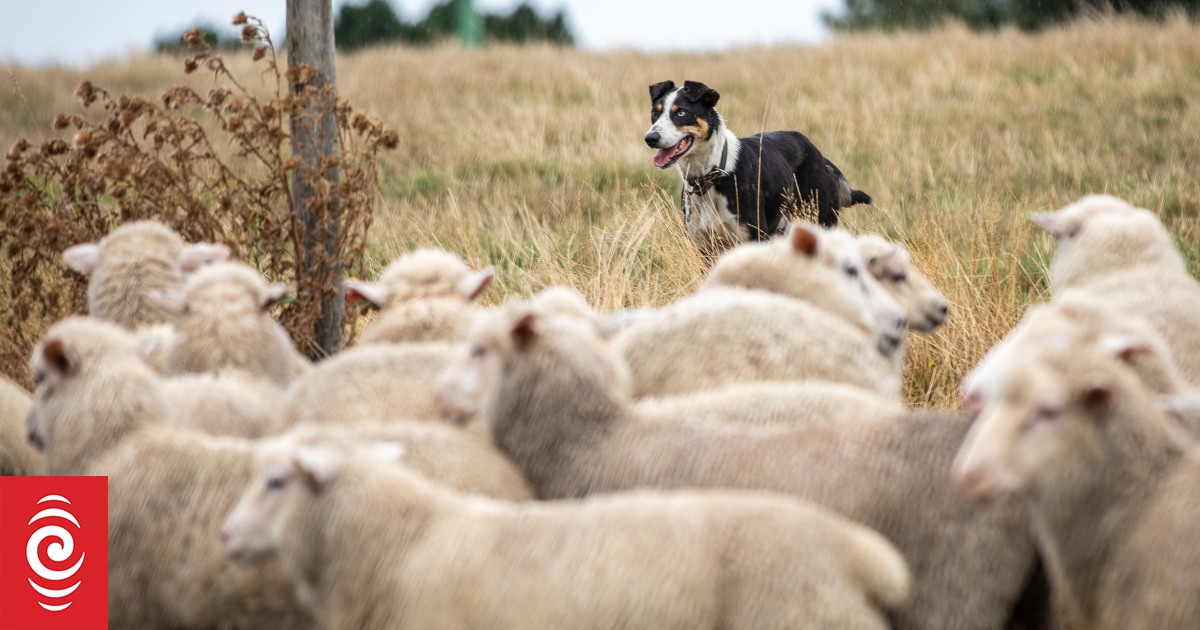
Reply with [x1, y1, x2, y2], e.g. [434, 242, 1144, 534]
[644, 80, 721, 169]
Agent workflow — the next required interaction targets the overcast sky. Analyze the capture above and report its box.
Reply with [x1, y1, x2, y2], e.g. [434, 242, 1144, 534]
[0, 0, 843, 67]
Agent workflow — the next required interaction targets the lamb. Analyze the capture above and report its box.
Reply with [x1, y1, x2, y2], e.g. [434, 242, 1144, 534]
[857, 233, 948, 333]
[953, 326, 1200, 629]
[152, 261, 304, 388]
[63, 220, 230, 329]
[280, 421, 533, 500]
[348, 248, 494, 346]
[613, 223, 904, 399]
[220, 440, 910, 630]
[0, 375, 42, 475]
[435, 301, 1045, 630]
[702, 222, 908, 354]
[25, 317, 315, 629]
[1031, 194, 1200, 385]
[963, 295, 1190, 413]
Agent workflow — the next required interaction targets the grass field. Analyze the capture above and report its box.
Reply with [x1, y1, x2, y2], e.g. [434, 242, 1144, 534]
[3, 15, 1199, 407]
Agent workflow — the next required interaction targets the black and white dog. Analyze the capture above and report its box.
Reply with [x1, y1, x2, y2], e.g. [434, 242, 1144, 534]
[645, 80, 872, 253]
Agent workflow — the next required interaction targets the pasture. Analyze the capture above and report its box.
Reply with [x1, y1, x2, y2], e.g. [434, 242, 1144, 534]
[3, 15, 1199, 407]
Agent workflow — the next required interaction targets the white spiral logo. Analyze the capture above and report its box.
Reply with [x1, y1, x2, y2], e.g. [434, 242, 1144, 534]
[26, 494, 85, 612]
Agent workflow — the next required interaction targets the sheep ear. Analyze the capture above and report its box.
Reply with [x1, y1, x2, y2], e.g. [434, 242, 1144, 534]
[457, 268, 494, 302]
[147, 289, 189, 316]
[62, 243, 101, 274]
[41, 338, 73, 375]
[511, 311, 539, 349]
[177, 242, 231, 272]
[788, 223, 821, 257]
[648, 80, 675, 102]
[293, 446, 343, 489]
[1097, 333, 1151, 364]
[344, 280, 389, 308]
[261, 283, 295, 310]
[1030, 212, 1080, 239]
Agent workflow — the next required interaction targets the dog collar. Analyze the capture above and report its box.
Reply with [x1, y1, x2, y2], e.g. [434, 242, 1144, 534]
[685, 138, 729, 196]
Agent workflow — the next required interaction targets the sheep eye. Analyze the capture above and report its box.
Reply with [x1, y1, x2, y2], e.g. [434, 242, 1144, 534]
[1028, 405, 1061, 426]
[891, 272, 908, 284]
[33, 370, 46, 386]
[266, 475, 288, 491]
[843, 266, 859, 278]
[469, 344, 488, 359]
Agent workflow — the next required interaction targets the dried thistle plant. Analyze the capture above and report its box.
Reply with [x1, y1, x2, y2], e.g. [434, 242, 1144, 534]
[0, 13, 398, 382]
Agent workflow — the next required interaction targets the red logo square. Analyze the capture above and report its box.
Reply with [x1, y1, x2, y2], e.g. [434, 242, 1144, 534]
[0, 476, 108, 630]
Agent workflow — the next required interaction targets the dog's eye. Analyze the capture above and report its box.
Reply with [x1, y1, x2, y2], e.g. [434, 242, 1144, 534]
[674, 110, 686, 118]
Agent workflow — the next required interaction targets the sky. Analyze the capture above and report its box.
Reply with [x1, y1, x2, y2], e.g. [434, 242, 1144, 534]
[0, 0, 844, 67]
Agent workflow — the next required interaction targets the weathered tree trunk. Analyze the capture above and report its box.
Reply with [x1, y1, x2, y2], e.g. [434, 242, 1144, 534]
[287, 0, 343, 357]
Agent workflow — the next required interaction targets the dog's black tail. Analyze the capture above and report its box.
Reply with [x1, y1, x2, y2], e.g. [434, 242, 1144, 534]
[850, 189, 873, 206]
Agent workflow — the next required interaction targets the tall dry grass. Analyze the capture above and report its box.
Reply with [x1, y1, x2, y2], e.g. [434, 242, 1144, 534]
[4, 15, 1199, 407]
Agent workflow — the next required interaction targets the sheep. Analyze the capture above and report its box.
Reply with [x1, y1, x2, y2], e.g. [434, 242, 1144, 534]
[702, 222, 908, 354]
[221, 440, 911, 630]
[953, 326, 1200, 629]
[613, 224, 903, 400]
[282, 342, 455, 428]
[25, 317, 315, 629]
[280, 421, 533, 500]
[151, 261, 304, 388]
[857, 233, 948, 333]
[435, 301, 1044, 630]
[1031, 194, 1200, 385]
[0, 375, 42, 475]
[963, 295, 1190, 413]
[62, 220, 230, 329]
[347, 248, 494, 346]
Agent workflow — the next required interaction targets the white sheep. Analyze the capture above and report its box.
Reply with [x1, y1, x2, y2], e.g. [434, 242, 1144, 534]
[435, 301, 1043, 630]
[953, 325, 1200, 629]
[151, 261, 304, 388]
[347, 248, 494, 345]
[161, 370, 287, 438]
[221, 439, 911, 630]
[25, 317, 315, 629]
[613, 223, 904, 400]
[63, 220, 229, 329]
[0, 375, 42, 475]
[1031, 194, 1200, 385]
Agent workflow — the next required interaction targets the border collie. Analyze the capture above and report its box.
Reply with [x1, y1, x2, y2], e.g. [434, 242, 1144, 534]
[644, 80, 872, 255]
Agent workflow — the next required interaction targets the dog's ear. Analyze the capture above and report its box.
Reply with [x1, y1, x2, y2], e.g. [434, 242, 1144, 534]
[649, 80, 675, 103]
[682, 80, 720, 109]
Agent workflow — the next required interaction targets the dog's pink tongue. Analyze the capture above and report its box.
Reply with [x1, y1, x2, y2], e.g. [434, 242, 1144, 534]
[653, 148, 673, 169]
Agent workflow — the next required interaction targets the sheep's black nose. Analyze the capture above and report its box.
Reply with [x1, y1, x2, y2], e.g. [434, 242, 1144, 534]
[644, 131, 660, 148]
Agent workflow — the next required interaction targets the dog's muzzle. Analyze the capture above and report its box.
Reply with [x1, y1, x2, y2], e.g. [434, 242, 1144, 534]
[644, 131, 661, 148]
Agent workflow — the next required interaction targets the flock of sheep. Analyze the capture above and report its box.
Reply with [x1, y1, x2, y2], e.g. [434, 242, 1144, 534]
[4, 193, 1200, 629]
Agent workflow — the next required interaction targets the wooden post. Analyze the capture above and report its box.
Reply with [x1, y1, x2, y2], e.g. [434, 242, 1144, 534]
[287, 0, 343, 357]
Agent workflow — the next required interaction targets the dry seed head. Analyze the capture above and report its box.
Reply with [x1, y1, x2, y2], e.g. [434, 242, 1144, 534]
[184, 28, 207, 48]
[43, 140, 68, 156]
[7, 139, 29, 161]
[232, 11, 248, 25]
[379, 130, 399, 149]
[53, 114, 69, 130]
[252, 45, 267, 62]
[241, 24, 259, 42]
[184, 58, 199, 74]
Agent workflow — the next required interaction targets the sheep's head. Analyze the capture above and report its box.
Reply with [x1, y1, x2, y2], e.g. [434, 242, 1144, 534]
[859, 234, 948, 333]
[954, 329, 1178, 502]
[27, 318, 146, 459]
[347, 248, 493, 309]
[1030, 195, 1184, 289]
